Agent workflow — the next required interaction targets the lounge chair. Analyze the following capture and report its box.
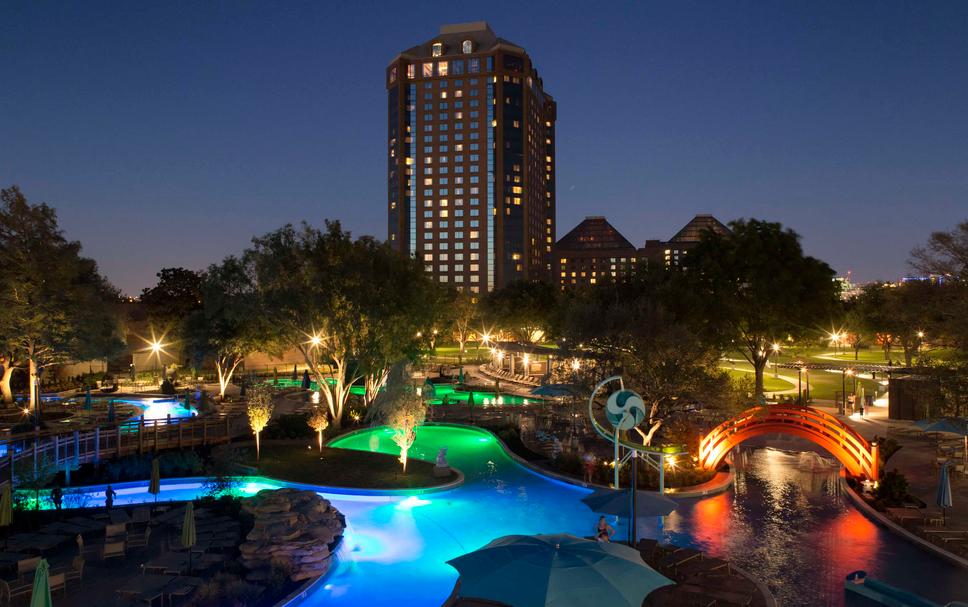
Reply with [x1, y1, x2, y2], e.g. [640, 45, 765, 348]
[16, 556, 41, 582]
[48, 573, 66, 597]
[102, 540, 126, 560]
[52, 557, 85, 584]
[127, 527, 151, 550]
[105, 523, 127, 541]
[0, 579, 32, 604]
[132, 507, 151, 524]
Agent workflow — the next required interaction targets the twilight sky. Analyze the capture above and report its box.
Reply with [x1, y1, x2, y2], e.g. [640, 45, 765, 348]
[2, 1, 966, 295]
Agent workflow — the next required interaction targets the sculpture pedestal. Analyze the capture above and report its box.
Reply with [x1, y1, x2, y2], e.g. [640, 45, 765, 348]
[434, 466, 451, 478]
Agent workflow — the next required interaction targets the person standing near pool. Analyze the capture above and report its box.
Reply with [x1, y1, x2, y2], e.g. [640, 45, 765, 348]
[582, 452, 596, 483]
[596, 516, 614, 543]
[105, 485, 117, 510]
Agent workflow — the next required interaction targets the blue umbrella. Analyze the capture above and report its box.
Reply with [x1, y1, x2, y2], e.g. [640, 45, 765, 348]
[447, 533, 673, 607]
[582, 488, 677, 518]
[106, 399, 116, 423]
[422, 379, 436, 400]
[937, 463, 953, 525]
[83, 388, 93, 411]
[531, 384, 579, 398]
[916, 418, 968, 467]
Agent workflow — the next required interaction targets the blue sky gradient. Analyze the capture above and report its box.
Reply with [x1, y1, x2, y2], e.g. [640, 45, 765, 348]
[2, 1, 966, 294]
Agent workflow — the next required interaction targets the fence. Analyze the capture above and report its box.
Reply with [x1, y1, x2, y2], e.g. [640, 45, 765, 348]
[0, 414, 251, 487]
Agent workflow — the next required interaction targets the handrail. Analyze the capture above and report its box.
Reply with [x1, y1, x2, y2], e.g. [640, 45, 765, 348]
[699, 405, 879, 480]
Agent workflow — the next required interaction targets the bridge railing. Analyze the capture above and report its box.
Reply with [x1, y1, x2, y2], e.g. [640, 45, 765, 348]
[699, 405, 878, 479]
[0, 414, 251, 487]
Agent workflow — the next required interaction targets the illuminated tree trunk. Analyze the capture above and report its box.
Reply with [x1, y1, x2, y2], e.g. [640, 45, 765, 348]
[255, 430, 261, 462]
[28, 358, 39, 418]
[364, 367, 390, 407]
[216, 355, 243, 399]
[0, 366, 14, 405]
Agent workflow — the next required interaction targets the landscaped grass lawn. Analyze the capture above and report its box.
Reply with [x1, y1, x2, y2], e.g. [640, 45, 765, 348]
[722, 367, 794, 392]
[240, 442, 456, 489]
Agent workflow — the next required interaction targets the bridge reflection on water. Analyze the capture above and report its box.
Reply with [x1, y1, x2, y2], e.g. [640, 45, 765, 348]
[635, 439, 968, 607]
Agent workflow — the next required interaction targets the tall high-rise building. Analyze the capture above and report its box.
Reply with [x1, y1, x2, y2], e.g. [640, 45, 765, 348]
[386, 22, 556, 292]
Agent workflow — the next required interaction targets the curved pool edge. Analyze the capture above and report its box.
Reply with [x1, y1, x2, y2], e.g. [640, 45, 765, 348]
[841, 477, 968, 571]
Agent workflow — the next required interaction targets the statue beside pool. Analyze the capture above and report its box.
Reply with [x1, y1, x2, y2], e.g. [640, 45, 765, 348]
[434, 447, 450, 477]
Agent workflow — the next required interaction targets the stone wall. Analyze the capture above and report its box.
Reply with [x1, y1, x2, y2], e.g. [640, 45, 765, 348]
[239, 488, 346, 582]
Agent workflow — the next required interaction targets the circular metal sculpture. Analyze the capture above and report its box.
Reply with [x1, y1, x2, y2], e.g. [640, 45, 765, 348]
[605, 389, 646, 430]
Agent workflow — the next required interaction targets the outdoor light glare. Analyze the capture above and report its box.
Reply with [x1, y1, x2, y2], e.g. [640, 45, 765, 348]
[571, 359, 581, 371]
[917, 330, 925, 339]
[311, 391, 320, 404]
[771, 343, 780, 352]
[150, 340, 163, 354]
[310, 335, 322, 347]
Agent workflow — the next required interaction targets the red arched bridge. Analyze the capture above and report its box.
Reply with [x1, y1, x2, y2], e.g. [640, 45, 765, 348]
[699, 405, 880, 480]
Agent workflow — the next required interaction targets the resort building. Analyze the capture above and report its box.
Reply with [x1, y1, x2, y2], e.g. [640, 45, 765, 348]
[386, 22, 557, 292]
[639, 214, 730, 269]
[551, 214, 731, 287]
[552, 216, 638, 287]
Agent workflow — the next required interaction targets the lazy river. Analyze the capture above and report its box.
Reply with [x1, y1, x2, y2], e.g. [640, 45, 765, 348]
[52, 425, 968, 606]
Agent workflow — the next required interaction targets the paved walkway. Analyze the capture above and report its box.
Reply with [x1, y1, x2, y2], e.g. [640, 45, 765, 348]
[813, 403, 968, 530]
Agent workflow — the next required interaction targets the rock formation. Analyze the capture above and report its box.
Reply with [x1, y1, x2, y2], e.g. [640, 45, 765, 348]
[239, 488, 345, 582]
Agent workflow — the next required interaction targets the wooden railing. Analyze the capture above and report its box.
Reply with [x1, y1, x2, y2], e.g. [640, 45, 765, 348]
[699, 405, 879, 480]
[0, 414, 250, 486]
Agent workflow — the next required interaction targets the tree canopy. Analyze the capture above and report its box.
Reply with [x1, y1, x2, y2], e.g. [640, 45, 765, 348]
[241, 220, 443, 426]
[481, 280, 558, 343]
[0, 186, 124, 407]
[684, 219, 839, 399]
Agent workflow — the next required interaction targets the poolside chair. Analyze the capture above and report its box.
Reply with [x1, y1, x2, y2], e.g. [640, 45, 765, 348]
[127, 527, 151, 550]
[48, 573, 66, 597]
[16, 556, 41, 582]
[105, 522, 127, 541]
[132, 507, 151, 524]
[52, 557, 85, 584]
[102, 540, 126, 560]
[0, 579, 32, 605]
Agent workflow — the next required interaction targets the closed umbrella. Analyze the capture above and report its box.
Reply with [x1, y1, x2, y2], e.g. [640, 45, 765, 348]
[83, 388, 93, 411]
[106, 399, 116, 423]
[182, 502, 197, 572]
[29, 558, 51, 607]
[458, 368, 465, 384]
[423, 379, 436, 400]
[937, 463, 953, 525]
[301, 370, 311, 390]
[447, 533, 673, 607]
[149, 459, 161, 502]
[0, 484, 12, 527]
[291, 364, 297, 382]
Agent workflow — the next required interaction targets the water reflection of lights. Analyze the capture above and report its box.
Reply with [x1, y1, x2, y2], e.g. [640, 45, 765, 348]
[396, 496, 431, 509]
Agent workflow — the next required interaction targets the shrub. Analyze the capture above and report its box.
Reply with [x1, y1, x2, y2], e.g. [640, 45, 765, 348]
[160, 378, 176, 395]
[875, 469, 910, 506]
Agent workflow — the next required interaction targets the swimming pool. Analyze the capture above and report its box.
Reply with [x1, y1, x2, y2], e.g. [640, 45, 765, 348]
[42, 425, 968, 606]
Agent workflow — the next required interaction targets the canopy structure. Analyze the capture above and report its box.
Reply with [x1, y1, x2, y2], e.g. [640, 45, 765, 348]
[447, 533, 673, 607]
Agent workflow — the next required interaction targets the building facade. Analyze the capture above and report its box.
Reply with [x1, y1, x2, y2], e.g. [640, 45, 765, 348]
[640, 214, 730, 269]
[552, 216, 637, 287]
[387, 22, 556, 292]
[552, 214, 730, 287]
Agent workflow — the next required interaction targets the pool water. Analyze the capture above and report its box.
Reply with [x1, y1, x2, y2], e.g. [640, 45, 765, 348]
[426, 383, 536, 406]
[43, 425, 968, 607]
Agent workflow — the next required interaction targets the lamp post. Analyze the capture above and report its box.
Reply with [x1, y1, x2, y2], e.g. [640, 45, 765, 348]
[771, 343, 780, 378]
[846, 368, 856, 414]
[804, 366, 810, 402]
[796, 361, 804, 405]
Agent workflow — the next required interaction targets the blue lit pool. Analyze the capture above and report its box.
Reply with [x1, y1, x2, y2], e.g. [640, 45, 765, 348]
[51, 425, 968, 606]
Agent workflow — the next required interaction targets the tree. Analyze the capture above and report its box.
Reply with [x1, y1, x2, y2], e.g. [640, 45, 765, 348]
[854, 282, 944, 366]
[556, 269, 738, 446]
[307, 408, 330, 452]
[445, 289, 478, 362]
[685, 219, 839, 400]
[481, 280, 558, 343]
[187, 257, 270, 399]
[0, 186, 124, 411]
[246, 385, 274, 462]
[243, 221, 440, 428]
[911, 220, 968, 278]
[140, 267, 202, 332]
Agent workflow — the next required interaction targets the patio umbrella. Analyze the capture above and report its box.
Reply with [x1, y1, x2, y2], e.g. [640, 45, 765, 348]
[149, 458, 161, 502]
[0, 484, 12, 527]
[447, 533, 673, 607]
[423, 380, 437, 400]
[182, 502, 197, 572]
[301, 370, 311, 390]
[83, 388, 93, 411]
[458, 368, 465, 384]
[467, 392, 475, 407]
[582, 488, 678, 518]
[30, 559, 51, 607]
[106, 399, 116, 423]
[531, 384, 578, 398]
[937, 463, 953, 525]
[916, 418, 968, 466]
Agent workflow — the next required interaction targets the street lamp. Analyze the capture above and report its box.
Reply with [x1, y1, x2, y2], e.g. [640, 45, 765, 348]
[846, 368, 856, 413]
[771, 343, 780, 378]
[796, 361, 804, 405]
